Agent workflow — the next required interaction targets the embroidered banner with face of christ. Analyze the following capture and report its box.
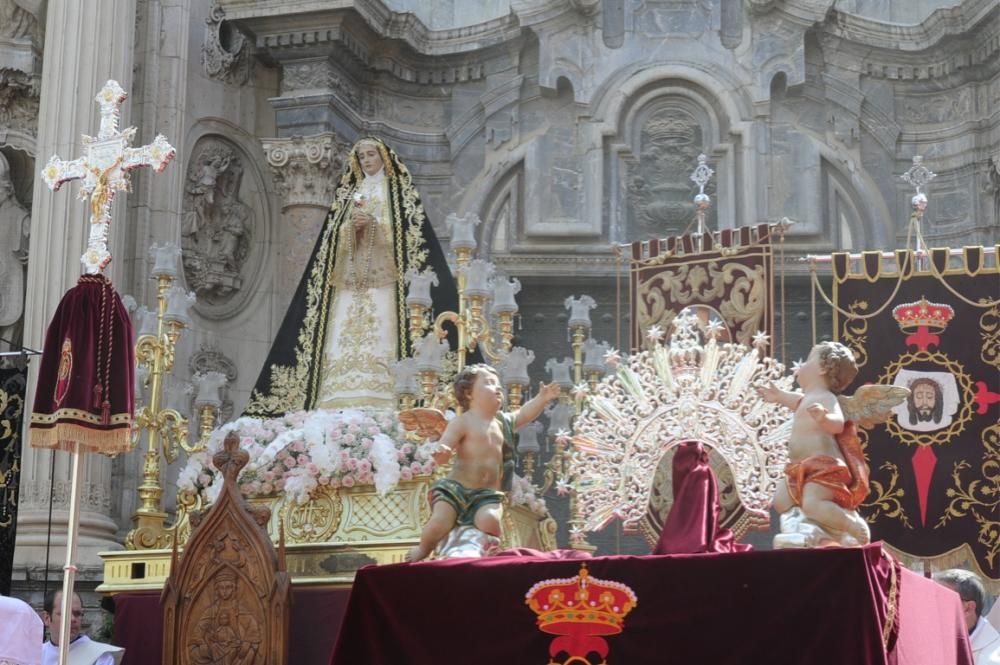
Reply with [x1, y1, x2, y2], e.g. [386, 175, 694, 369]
[832, 247, 1000, 584]
[629, 223, 774, 352]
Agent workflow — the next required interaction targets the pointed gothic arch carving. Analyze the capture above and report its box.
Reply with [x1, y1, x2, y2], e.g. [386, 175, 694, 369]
[162, 432, 290, 665]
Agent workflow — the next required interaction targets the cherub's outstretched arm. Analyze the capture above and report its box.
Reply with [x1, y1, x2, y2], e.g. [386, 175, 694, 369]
[514, 382, 561, 430]
[757, 382, 802, 411]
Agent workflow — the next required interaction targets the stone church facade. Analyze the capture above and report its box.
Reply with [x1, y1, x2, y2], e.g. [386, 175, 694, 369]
[1, 0, 998, 604]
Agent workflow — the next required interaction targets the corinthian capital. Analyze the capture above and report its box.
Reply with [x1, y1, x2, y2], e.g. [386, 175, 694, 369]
[261, 133, 347, 209]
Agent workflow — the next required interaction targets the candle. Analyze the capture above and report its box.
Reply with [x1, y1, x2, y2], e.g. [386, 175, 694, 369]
[564, 295, 596, 329]
[446, 212, 480, 252]
[163, 286, 197, 325]
[405, 269, 439, 307]
[150, 242, 182, 279]
[491, 276, 520, 315]
[192, 371, 227, 408]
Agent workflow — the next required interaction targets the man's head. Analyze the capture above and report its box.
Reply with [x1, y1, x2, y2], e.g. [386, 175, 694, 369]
[42, 590, 83, 645]
[454, 364, 502, 411]
[799, 342, 858, 393]
[934, 569, 985, 632]
[907, 377, 943, 425]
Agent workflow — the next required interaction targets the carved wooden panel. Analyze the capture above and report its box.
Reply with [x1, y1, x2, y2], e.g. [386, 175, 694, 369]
[162, 432, 290, 665]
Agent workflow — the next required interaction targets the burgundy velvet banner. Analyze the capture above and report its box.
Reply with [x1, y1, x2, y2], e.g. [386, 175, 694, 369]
[629, 223, 774, 351]
[332, 545, 971, 665]
[113, 587, 351, 665]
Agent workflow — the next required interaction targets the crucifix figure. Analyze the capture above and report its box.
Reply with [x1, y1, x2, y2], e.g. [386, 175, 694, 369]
[40, 80, 175, 273]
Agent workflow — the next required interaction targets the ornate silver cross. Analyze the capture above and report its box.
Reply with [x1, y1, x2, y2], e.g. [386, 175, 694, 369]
[40, 80, 175, 274]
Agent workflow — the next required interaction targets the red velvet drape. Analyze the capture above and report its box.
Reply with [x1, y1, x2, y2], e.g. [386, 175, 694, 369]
[653, 440, 752, 555]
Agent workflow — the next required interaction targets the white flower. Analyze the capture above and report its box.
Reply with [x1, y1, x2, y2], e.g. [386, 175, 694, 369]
[603, 348, 621, 368]
[555, 479, 572, 496]
[646, 325, 665, 343]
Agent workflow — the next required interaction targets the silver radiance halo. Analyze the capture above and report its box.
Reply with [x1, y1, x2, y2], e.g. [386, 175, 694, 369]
[568, 312, 793, 536]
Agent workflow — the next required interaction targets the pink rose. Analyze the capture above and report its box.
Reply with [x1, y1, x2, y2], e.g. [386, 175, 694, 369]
[361, 438, 373, 450]
[421, 462, 435, 475]
[344, 434, 356, 444]
[342, 475, 355, 487]
[261, 482, 274, 494]
[318, 475, 330, 486]
[400, 468, 413, 481]
[410, 461, 422, 472]
[290, 441, 305, 453]
[263, 471, 275, 482]
[306, 463, 319, 475]
[285, 455, 297, 467]
[275, 479, 285, 490]
[358, 460, 372, 473]
[330, 477, 341, 488]
[367, 426, 380, 436]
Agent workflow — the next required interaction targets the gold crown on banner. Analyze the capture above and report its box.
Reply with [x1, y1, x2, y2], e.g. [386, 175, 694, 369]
[891, 297, 954, 333]
[525, 563, 638, 636]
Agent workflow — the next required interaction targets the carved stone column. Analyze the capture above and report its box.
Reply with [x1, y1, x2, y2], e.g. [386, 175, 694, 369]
[17, 0, 138, 573]
[261, 133, 348, 301]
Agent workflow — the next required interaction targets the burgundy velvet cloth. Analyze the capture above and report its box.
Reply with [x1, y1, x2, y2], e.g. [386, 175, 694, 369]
[29, 274, 134, 453]
[112, 587, 351, 665]
[653, 441, 752, 555]
[331, 544, 970, 665]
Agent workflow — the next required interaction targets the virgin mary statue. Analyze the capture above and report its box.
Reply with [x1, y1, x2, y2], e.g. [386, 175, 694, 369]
[244, 137, 460, 416]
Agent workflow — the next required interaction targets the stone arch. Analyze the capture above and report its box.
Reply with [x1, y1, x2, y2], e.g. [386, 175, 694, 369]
[181, 119, 274, 321]
[477, 160, 523, 261]
[592, 69, 749, 241]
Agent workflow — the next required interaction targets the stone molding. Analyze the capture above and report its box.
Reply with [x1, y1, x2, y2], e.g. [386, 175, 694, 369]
[261, 132, 347, 209]
[222, 0, 522, 60]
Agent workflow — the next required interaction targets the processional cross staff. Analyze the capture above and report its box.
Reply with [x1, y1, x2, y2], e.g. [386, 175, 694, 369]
[33, 80, 175, 665]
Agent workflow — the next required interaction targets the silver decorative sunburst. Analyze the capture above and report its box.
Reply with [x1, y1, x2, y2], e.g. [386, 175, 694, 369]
[568, 313, 793, 534]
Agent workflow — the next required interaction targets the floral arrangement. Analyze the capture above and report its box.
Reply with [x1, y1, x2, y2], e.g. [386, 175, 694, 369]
[177, 406, 550, 519]
[177, 407, 436, 506]
[510, 473, 547, 516]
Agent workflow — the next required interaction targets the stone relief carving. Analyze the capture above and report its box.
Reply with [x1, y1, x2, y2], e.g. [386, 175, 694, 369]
[189, 343, 237, 423]
[898, 88, 971, 124]
[182, 138, 254, 306]
[19, 480, 111, 512]
[283, 61, 359, 107]
[0, 69, 40, 137]
[202, 3, 252, 86]
[0, 0, 42, 41]
[0, 153, 28, 343]
[626, 109, 712, 238]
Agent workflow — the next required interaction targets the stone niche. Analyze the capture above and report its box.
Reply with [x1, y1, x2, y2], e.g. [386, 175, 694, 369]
[181, 134, 268, 319]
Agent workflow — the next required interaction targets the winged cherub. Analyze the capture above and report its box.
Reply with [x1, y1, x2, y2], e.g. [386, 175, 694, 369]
[758, 341, 909, 548]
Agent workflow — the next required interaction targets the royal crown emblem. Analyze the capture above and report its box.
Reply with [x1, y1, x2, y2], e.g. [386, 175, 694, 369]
[891, 297, 954, 351]
[891, 297, 954, 333]
[526, 563, 637, 664]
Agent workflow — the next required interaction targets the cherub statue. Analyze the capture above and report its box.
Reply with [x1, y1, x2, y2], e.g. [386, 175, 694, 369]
[400, 364, 560, 560]
[758, 341, 908, 548]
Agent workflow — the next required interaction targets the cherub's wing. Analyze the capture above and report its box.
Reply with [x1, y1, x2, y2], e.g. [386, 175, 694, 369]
[837, 384, 910, 429]
[398, 407, 448, 439]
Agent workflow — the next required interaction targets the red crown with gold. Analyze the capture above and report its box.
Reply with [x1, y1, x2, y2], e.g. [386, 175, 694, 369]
[525, 563, 638, 637]
[891, 297, 954, 333]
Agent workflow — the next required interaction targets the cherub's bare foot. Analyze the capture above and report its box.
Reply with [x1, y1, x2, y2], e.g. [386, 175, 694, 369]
[845, 512, 871, 545]
[405, 544, 431, 562]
